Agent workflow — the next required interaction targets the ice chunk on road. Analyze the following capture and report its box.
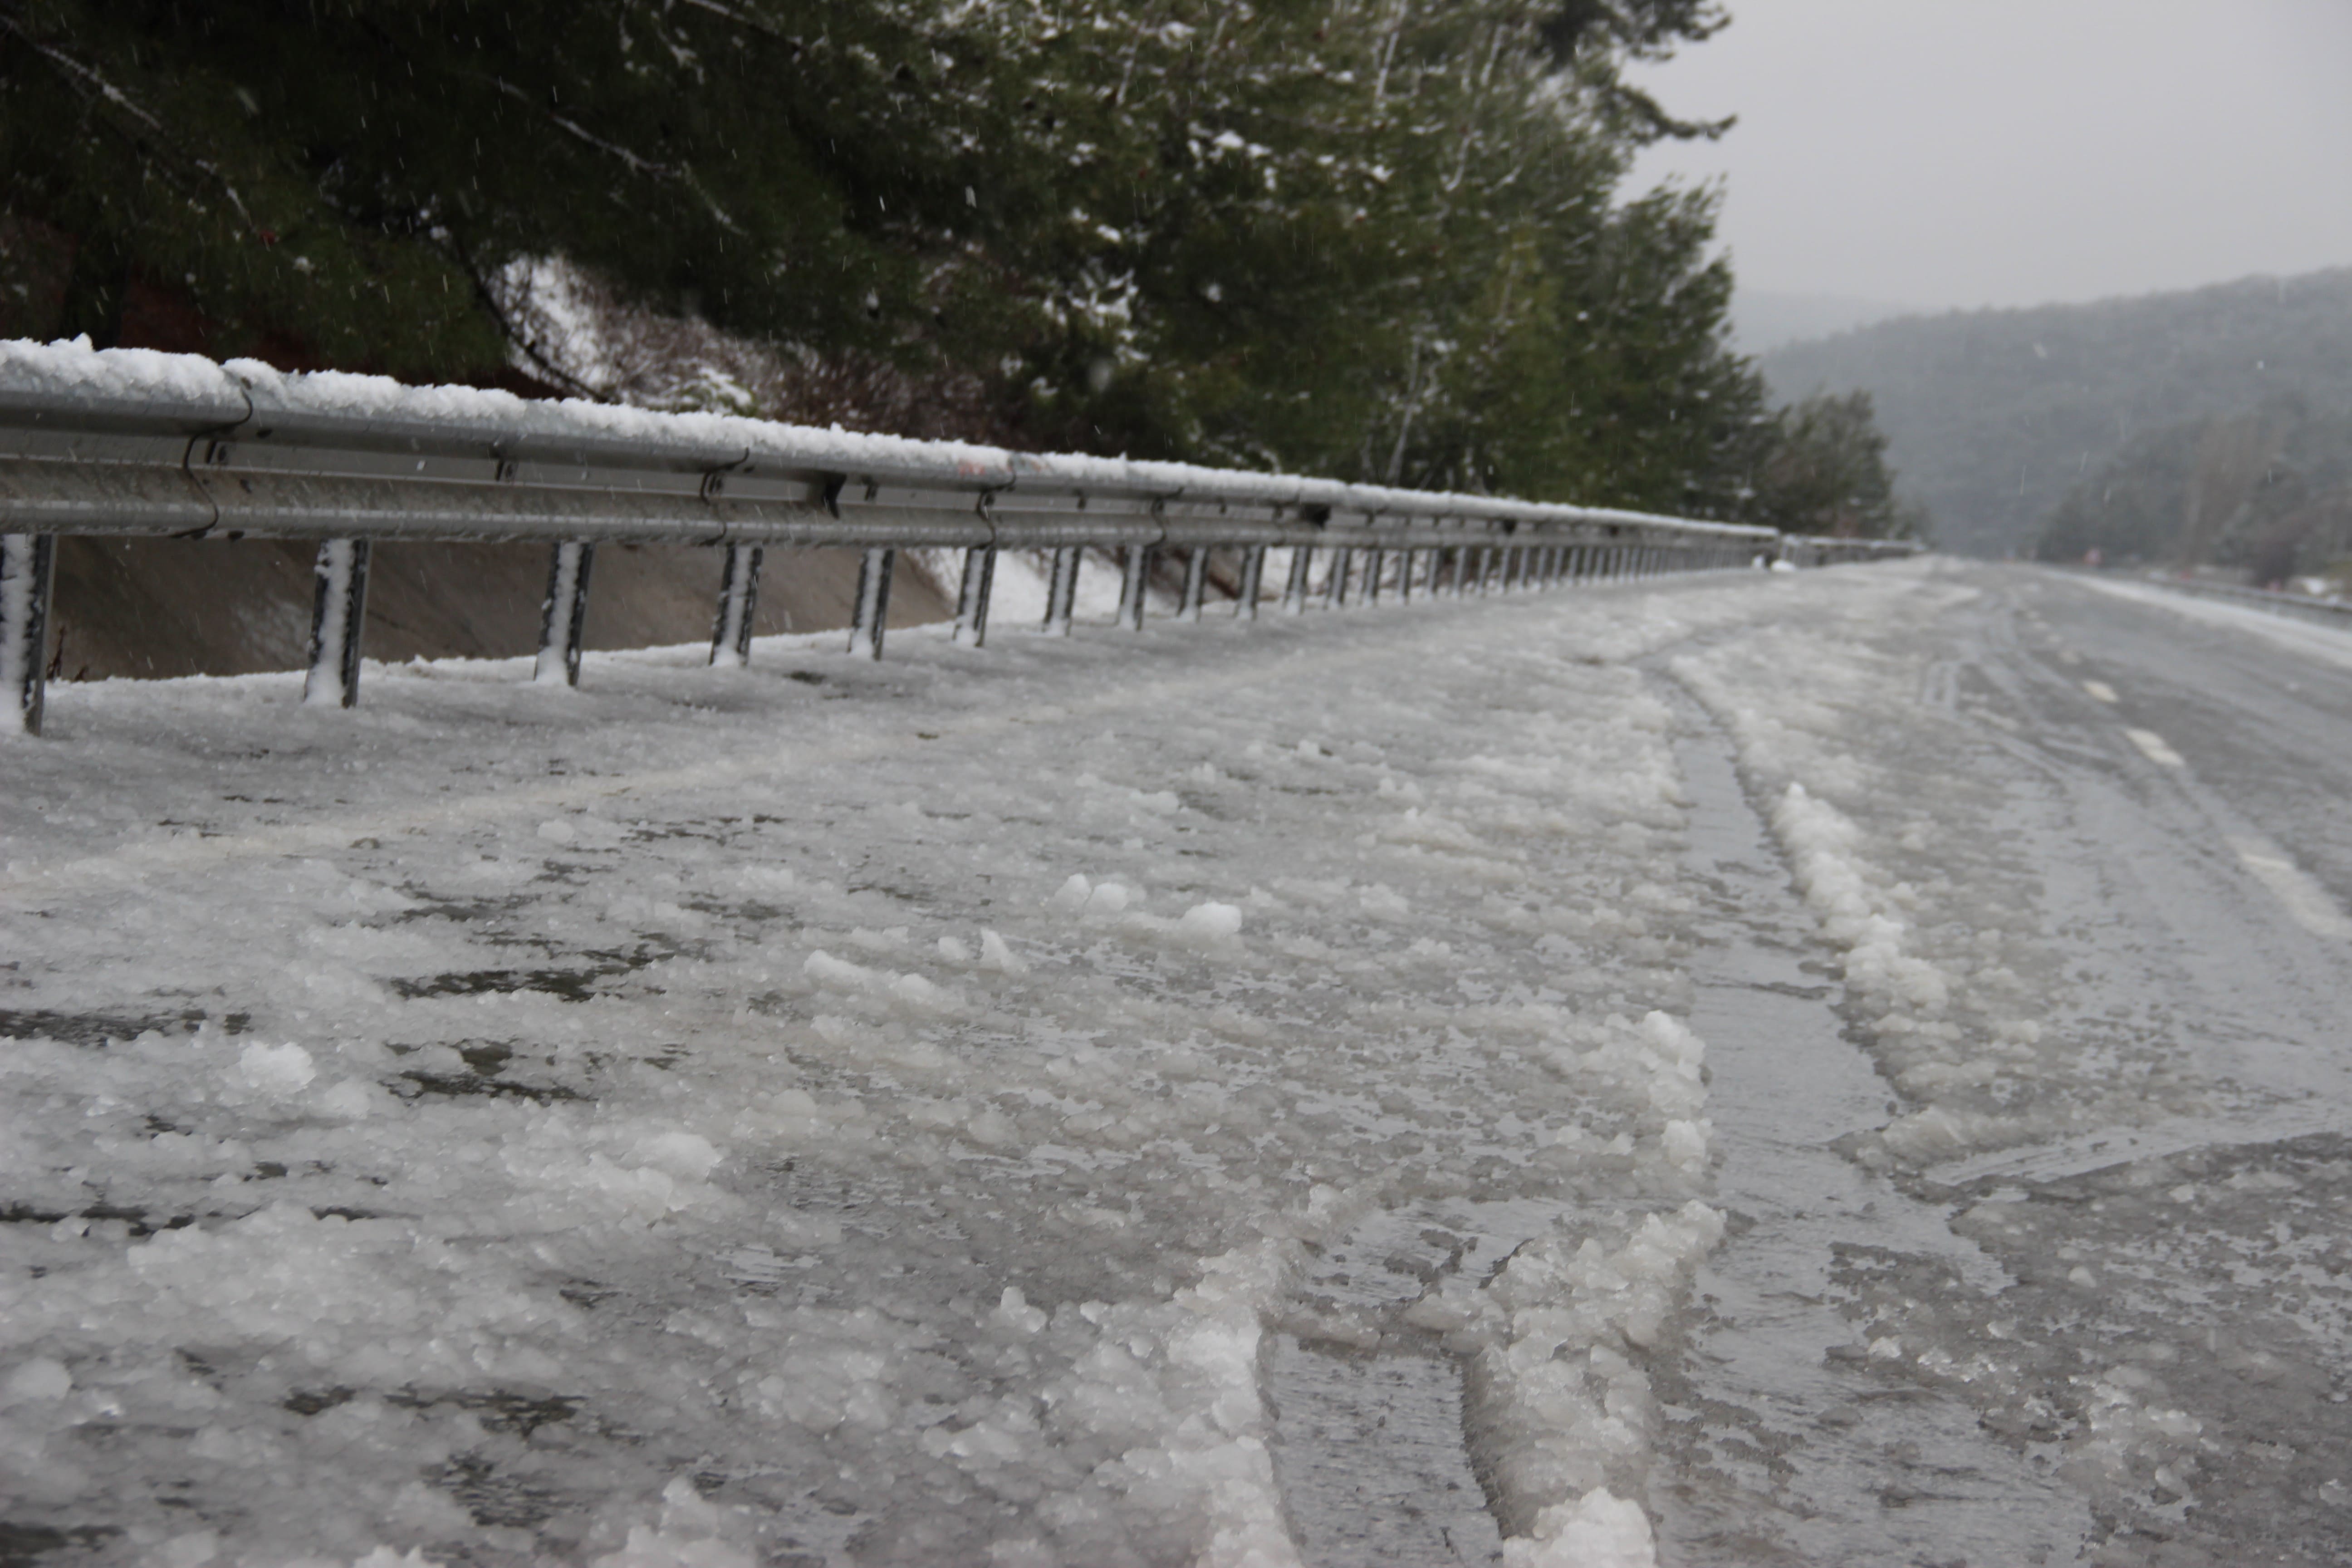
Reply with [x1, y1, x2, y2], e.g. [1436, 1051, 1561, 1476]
[802, 949, 874, 991]
[1177, 900, 1244, 945]
[631, 1131, 723, 1182]
[234, 1041, 316, 1095]
[2, 1357, 72, 1406]
[1504, 1488, 1658, 1568]
[980, 928, 1029, 975]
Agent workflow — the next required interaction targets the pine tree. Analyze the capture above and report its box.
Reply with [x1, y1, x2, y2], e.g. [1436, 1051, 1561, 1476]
[1734, 391, 1924, 539]
[1, 0, 1760, 514]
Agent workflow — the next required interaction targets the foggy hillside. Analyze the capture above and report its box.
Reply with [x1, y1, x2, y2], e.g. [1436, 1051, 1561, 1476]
[1757, 268, 2352, 557]
[1729, 291, 1917, 355]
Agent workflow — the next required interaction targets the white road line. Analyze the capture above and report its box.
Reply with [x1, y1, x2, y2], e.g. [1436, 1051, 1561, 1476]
[2228, 836, 2352, 941]
[2082, 680, 2118, 703]
[2124, 727, 2185, 767]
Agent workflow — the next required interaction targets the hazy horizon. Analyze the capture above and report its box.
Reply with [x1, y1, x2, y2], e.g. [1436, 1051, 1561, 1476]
[1731, 262, 2352, 355]
[1626, 1, 2352, 316]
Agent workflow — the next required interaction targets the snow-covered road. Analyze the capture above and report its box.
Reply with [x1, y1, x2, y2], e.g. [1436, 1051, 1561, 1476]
[4, 560, 2348, 1567]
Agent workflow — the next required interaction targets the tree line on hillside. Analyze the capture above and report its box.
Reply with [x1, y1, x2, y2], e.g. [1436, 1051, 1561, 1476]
[0, 0, 1910, 535]
[2036, 397, 2352, 587]
[1760, 268, 2352, 558]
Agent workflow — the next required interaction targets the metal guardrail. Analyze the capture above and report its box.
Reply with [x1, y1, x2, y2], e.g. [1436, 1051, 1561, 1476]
[2127, 572, 2352, 631]
[1778, 535, 1925, 568]
[0, 340, 1916, 735]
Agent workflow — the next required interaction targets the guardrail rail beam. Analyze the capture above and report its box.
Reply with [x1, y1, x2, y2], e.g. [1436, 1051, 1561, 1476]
[0, 340, 1887, 733]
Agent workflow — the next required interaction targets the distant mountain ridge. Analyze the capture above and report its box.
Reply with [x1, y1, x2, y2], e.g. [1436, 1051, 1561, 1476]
[1755, 268, 2352, 557]
[1728, 291, 1920, 355]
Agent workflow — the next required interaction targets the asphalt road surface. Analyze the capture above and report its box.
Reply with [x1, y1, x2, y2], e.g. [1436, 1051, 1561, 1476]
[1652, 564, 2352, 1567]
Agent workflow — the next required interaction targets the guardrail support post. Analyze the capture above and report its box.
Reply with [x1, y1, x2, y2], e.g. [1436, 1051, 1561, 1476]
[1237, 545, 1267, 619]
[1118, 544, 1153, 631]
[303, 539, 371, 708]
[1043, 547, 1080, 635]
[1284, 545, 1313, 613]
[953, 545, 997, 648]
[1397, 548, 1417, 603]
[535, 541, 596, 688]
[1362, 546, 1385, 605]
[1180, 548, 1209, 622]
[2, 533, 56, 737]
[848, 546, 895, 658]
[1324, 546, 1350, 607]
[710, 544, 763, 667]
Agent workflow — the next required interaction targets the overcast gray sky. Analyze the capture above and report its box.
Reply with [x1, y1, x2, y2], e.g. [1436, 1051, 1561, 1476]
[1622, 0, 2352, 312]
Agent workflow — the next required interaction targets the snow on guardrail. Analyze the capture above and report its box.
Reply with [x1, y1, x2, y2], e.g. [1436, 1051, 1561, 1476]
[0, 337, 1914, 736]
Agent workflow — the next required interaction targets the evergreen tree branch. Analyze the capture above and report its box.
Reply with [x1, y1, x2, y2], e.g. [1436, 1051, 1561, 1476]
[0, 10, 262, 235]
[474, 73, 744, 235]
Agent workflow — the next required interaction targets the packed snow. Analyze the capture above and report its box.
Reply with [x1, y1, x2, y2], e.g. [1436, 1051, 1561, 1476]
[1, 556, 1770, 1566]
[6, 557, 2345, 1564]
